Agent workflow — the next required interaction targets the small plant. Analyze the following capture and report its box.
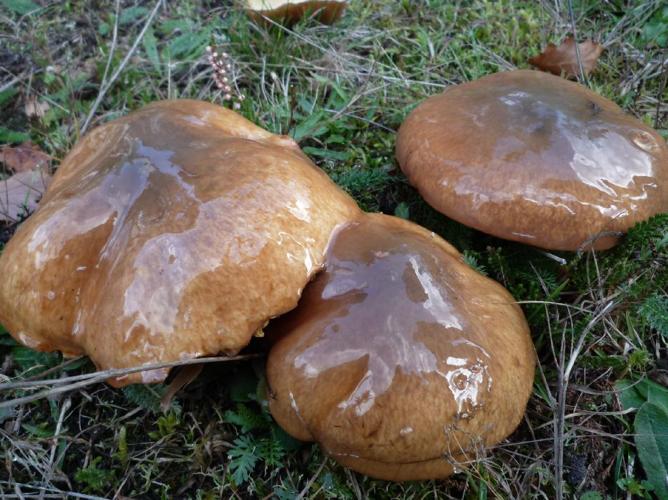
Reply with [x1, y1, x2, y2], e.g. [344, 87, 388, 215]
[638, 293, 668, 337]
[224, 401, 300, 487]
[149, 410, 181, 439]
[616, 477, 655, 499]
[75, 456, 116, 494]
[206, 45, 245, 109]
[617, 378, 668, 498]
[641, 6, 668, 48]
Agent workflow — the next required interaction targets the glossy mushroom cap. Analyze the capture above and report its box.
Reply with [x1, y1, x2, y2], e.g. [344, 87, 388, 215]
[266, 213, 535, 481]
[244, 0, 347, 25]
[0, 100, 360, 386]
[396, 70, 668, 251]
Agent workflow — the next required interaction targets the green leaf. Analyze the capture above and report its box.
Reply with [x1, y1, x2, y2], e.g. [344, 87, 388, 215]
[618, 380, 645, 410]
[641, 6, 668, 48]
[639, 294, 668, 336]
[302, 146, 350, 161]
[62, 357, 91, 372]
[228, 435, 260, 486]
[1, 0, 39, 15]
[11, 346, 60, 371]
[98, 22, 109, 36]
[115, 425, 128, 465]
[463, 250, 488, 276]
[257, 436, 285, 467]
[142, 27, 161, 72]
[635, 402, 668, 499]
[273, 486, 300, 500]
[0, 127, 30, 143]
[224, 403, 268, 433]
[617, 378, 668, 413]
[0, 87, 18, 107]
[119, 6, 148, 25]
[22, 422, 54, 438]
[167, 30, 210, 58]
[580, 491, 603, 500]
[158, 19, 191, 35]
[325, 134, 346, 145]
[394, 202, 410, 220]
[75, 456, 116, 494]
[122, 384, 166, 413]
[290, 111, 327, 141]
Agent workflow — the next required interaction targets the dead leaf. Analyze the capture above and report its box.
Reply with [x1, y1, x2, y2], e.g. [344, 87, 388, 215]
[24, 96, 50, 118]
[529, 37, 603, 79]
[0, 169, 52, 222]
[0, 142, 51, 174]
[160, 364, 204, 412]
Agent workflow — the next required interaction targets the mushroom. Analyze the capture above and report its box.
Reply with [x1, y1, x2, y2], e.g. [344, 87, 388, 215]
[0, 99, 360, 386]
[244, 0, 347, 25]
[396, 70, 668, 251]
[266, 213, 535, 481]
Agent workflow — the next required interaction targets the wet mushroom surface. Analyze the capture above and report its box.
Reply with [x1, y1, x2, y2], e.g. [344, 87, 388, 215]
[266, 213, 535, 481]
[0, 99, 360, 386]
[244, 0, 347, 25]
[396, 69, 668, 251]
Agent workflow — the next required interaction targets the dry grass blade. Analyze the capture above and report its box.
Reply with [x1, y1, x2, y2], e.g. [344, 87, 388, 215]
[80, 0, 163, 134]
[0, 354, 261, 409]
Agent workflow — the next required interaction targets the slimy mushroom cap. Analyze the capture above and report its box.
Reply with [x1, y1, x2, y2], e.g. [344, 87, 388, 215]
[396, 70, 668, 251]
[267, 213, 535, 481]
[0, 99, 360, 386]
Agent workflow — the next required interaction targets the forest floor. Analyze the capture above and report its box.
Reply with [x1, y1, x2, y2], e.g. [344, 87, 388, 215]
[0, 0, 667, 498]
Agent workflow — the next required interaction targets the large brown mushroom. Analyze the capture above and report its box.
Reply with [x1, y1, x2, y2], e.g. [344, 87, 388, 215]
[0, 100, 360, 386]
[244, 0, 347, 25]
[396, 70, 668, 251]
[266, 213, 535, 481]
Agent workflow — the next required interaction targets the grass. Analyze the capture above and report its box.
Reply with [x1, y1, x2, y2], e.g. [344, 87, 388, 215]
[0, 0, 667, 497]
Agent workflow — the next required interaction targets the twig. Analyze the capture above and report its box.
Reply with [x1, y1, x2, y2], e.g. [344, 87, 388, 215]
[40, 398, 71, 497]
[566, 0, 586, 84]
[98, 0, 121, 95]
[0, 354, 260, 391]
[0, 354, 261, 409]
[296, 457, 327, 499]
[655, 57, 668, 129]
[21, 357, 86, 382]
[0, 482, 106, 500]
[80, 0, 163, 134]
[0, 73, 29, 94]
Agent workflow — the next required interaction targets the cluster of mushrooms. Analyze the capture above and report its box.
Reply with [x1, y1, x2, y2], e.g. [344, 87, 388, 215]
[1, 69, 666, 481]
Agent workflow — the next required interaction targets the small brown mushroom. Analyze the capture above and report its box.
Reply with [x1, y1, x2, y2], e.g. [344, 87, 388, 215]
[396, 70, 668, 251]
[0, 99, 360, 386]
[266, 213, 535, 481]
[244, 0, 347, 25]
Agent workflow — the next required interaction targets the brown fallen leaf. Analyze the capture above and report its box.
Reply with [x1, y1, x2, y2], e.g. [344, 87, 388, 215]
[0, 142, 51, 174]
[0, 169, 52, 222]
[160, 363, 204, 412]
[24, 95, 50, 118]
[529, 37, 603, 79]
